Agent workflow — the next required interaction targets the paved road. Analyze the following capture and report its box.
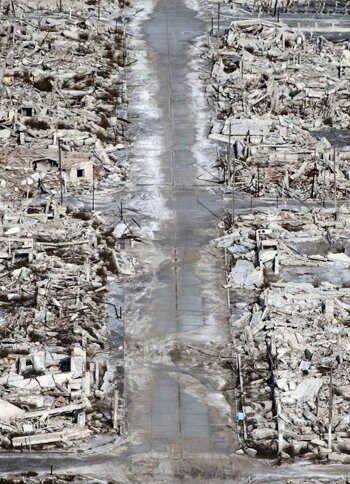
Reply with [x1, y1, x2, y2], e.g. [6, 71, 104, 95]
[122, 0, 241, 478]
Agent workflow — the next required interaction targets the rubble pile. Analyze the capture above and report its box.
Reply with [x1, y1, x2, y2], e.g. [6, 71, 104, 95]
[208, 20, 350, 461]
[0, 473, 112, 484]
[0, 9, 130, 199]
[0, 198, 134, 449]
[245, 0, 349, 16]
[216, 208, 350, 461]
[1, 0, 129, 18]
[208, 20, 350, 199]
[0, 2, 135, 450]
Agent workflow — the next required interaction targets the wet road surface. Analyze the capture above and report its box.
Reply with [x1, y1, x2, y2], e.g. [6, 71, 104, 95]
[122, 0, 239, 477]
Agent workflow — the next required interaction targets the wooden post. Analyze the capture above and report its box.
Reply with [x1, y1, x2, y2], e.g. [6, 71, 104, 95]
[237, 354, 247, 440]
[232, 156, 235, 226]
[113, 389, 119, 430]
[98, 0, 101, 21]
[273, 0, 278, 16]
[58, 138, 63, 204]
[92, 164, 95, 211]
[328, 367, 333, 449]
[240, 58, 244, 79]
[59, 0, 62, 12]
[334, 147, 337, 211]
[227, 123, 231, 165]
[217, 3, 221, 38]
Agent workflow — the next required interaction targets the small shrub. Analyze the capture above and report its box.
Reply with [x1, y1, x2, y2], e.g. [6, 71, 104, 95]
[95, 130, 114, 143]
[67, 207, 92, 221]
[57, 121, 72, 129]
[104, 49, 115, 61]
[99, 115, 110, 129]
[33, 76, 53, 92]
[323, 116, 334, 127]
[25, 118, 50, 130]
[73, 73, 86, 82]
[79, 31, 89, 41]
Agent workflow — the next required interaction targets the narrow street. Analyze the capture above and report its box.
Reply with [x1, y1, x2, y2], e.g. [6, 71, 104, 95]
[122, 0, 241, 477]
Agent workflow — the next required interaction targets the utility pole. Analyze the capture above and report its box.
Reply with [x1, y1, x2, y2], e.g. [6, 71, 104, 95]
[58, 138, 63, 204]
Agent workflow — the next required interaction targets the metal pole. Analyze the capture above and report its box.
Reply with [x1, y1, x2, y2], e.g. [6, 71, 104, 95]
[58, 138, 63, 204]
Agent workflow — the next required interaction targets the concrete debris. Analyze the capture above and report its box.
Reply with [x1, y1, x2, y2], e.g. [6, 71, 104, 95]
[217, 207, 350, 460]
[0, 473, 113, 484]
[0, 200, 133, 449]
[208, 19, 350, 202]
[0, 4, 131, 202]
[209, 14, 350, 462]
[0, 0, 135, 450]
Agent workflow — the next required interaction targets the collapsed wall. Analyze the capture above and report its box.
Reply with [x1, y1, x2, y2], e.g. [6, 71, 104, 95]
[207, 13, 350, 462]
[0, 1, 135, 450]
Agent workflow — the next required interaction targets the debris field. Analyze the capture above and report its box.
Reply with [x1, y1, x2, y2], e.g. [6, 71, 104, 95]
[208, 7, 350, 464]
[0, 0, 135, 451]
